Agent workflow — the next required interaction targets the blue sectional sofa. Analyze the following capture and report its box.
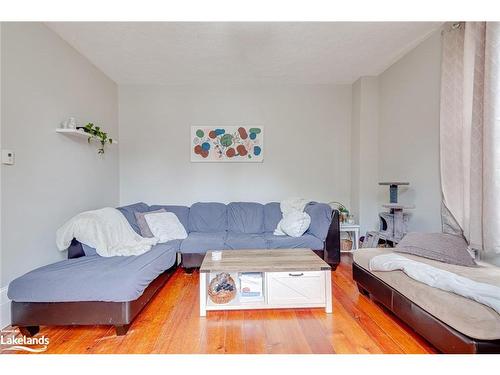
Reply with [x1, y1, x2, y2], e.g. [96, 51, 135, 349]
[66, 201, 339, 269]
[177, 201, 336, 269]
[8, 201, 340, 336]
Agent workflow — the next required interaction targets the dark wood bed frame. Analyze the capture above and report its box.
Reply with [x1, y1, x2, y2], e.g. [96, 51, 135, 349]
[12, 256, 177, 337]
[353, 262, 500, 354]
[182, 209, 341, 271]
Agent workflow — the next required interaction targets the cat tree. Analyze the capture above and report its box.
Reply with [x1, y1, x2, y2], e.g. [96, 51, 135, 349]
[377, 182, 414, 243]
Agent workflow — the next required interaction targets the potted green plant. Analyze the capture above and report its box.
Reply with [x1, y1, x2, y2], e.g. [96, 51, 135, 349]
[329, 201, 350, 223]
[79, 123, 113, 154]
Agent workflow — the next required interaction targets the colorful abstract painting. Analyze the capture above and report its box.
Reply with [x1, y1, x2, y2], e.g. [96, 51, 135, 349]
[191, 126, 264, 162]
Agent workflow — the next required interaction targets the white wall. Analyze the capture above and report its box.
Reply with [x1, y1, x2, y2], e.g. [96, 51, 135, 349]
[351, 77, 380, 235]
[119, 85, 352, 206]
[350, 81, 361, 223]
[349, 31, 442, 237]
[1, 23, 119, 327]
[0, 22, 5, 328]
[378, 31, 442, 232]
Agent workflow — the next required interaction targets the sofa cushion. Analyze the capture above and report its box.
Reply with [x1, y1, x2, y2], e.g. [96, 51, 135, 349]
[135, 208, 166, 238]
[8, 240, 180, 303]
[145, 212, 188, 243]
[274, 211, 311, 237]
[265, 233, 324, 250]
[188, 202, 227, 232]
[116, 202, 150, 235]
[304, 202, 332, 241]
[180, 231, 227, 253]
[149, 205, 190, 230]
[227, 202, 265, 234]
[264, 202, 282, 232]
[225, 233, 268, 249]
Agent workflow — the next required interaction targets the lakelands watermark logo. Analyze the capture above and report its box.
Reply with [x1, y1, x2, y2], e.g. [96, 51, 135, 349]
[0, 329, 49, 353]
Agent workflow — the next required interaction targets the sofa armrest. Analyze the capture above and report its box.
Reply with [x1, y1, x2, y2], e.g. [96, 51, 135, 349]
[324, 209, 340, 270]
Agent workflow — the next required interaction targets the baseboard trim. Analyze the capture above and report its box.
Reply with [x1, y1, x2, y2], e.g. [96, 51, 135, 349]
[1, 286, 11, 329]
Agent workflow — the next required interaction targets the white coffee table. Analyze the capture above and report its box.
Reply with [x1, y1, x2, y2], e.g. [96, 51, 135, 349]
[199, 249, 332, 316]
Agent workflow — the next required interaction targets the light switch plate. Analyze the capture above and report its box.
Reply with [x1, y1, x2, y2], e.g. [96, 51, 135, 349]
[2, 150, 15, 165]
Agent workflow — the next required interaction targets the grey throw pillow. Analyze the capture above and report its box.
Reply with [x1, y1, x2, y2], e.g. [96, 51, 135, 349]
[396, 232, 476, 267]
[134, 209, 166, 238]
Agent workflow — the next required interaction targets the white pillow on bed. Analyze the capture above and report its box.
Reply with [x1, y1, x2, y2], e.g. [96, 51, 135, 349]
[144, 212, 188, 243]
[274, 211, 311, 237]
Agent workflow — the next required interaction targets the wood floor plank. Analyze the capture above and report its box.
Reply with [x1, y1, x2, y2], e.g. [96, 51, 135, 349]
[3, 254, 436, 354]
[294, 309, 335, 354]
[332, 298, 384, 354]
[205, 311, 228, 353]
[241, 310, 268, 354]
[334, 268, 410, 351]
[333, 266, 435, 354]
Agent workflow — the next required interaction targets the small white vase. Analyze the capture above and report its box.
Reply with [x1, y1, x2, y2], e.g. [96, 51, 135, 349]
[67, 117, 77, 129]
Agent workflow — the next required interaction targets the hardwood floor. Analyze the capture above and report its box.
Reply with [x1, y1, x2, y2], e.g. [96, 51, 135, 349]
[5, 254, 437, 354]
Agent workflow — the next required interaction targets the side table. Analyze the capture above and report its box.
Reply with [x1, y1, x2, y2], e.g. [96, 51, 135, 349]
[340, 224, 360, 250]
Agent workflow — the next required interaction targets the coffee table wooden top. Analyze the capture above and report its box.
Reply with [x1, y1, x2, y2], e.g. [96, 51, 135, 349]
[200, 249, 331, 273]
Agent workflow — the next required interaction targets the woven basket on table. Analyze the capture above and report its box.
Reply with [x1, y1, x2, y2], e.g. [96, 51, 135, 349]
[208, 273, 237, 304]
[341, 239, 353, 251]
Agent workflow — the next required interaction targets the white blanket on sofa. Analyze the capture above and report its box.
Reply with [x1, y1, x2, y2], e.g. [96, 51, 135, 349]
[274, 198, 311, 237]
[56, 207, 158, 257]
[279, 198, 309, 215]
[370, 253, 500, 314]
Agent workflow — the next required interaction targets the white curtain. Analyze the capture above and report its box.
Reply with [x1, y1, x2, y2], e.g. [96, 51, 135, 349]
[440, 22, 500, 256]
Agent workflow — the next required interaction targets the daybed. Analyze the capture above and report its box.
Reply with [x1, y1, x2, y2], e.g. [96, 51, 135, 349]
[353, 248, 500, 353]
[8, 201, 340, 336]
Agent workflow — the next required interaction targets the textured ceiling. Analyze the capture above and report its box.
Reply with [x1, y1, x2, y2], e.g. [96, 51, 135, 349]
[47, 22, 441, 85]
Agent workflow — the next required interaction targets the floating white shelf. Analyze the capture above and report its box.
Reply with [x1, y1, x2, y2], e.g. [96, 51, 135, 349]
[56, 128, 118, 144]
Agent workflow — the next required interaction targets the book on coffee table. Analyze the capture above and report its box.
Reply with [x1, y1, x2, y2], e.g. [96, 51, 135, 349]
[239, 272, 264, 302]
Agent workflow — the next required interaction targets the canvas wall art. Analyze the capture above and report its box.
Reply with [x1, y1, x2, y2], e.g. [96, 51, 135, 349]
[191, 126, 264, 162]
